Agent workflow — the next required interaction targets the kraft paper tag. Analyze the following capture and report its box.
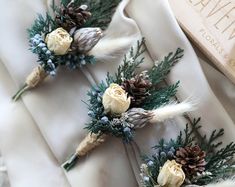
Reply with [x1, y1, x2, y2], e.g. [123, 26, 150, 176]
[169, 0, 235, 84]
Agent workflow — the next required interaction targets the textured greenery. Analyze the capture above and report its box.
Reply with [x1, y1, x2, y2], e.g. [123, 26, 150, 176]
[142, 47, 183, 110]
[148, 48, 184, 85]
[27, 0, 121, 75]
[85, 39, 184, 142]
[141, 118, 235, 187]
[115, 39, 146, 84]
[27, 13, 57, 38]
[142, 82, 179, 110]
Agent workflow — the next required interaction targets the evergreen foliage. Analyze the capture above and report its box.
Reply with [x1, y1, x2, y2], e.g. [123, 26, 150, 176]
[142, 118, 235, 186]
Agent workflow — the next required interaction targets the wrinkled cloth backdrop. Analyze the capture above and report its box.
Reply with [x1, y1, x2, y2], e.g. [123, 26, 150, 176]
[0, 0, 234, 187]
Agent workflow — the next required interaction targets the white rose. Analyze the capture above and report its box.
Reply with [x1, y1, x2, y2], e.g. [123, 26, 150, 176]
[157, 160, 185, 187]
[45, 27, 73, 55]
[102, 83, 131, 114]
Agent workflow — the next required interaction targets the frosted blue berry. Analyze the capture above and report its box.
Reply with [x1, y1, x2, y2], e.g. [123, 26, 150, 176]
[100, 116, 109, 124]
[47, 59, 52, 64]
[48, 63, 55, 70]
[46, 50, 51, 55]
[167, 151, 174, 157]
[147, 161, 154, 166]
[81, 60, 86, 65]
[163, 144, 167, 148]
[33, 39, 39, 45]
[143, 176, 149, 182]
[92, 91, 97, 96]
[160, 152, 167, 158]
[38, 43, 46, 47]
[170, 147, 175, 153]
[79, 54, 85, 59]
[124, 127, 131, 133]
[34, 34, 41, 39]
[88, 111, 95, 117]
[50, 71, 56, 76]
[97, 97, 101, 103]
[42, 47, 47, 52]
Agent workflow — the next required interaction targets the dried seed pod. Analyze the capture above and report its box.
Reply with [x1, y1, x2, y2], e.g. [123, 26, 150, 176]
[72, 27, 103, 53]
[124, 108, 153, 128]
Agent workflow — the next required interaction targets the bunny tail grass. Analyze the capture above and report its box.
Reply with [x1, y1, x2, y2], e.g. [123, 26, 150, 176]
[12, 84, 30, 101]
[62, 153, 80, 171]
[150, 101, 195, 123]
[88, 36, 137, 62]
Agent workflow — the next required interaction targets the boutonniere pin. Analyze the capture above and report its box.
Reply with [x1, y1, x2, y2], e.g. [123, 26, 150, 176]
[140, 118, 235, 187]
[12, 0, 121, 101]
[62, 39, 194, 171]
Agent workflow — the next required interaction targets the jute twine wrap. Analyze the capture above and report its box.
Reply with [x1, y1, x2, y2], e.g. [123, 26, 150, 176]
[25, 66, 47, 88]
[76, 132, 107, 156]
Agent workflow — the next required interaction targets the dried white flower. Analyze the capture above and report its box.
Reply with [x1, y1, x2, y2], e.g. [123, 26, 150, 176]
[102, 83, 131, 114]
[45, 28, 73, 55]
[157, 160, 185, 187]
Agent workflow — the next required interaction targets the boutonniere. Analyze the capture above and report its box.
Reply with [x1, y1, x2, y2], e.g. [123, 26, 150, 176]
[140, 118, 235, 187]
[62, 39, 194, 171]
[12, 0, 121, 101]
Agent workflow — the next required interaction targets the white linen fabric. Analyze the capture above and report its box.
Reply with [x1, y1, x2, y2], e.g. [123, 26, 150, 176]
[0, 0, 234, 187]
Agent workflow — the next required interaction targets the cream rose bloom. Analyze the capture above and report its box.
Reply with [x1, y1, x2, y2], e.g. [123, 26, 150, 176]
[45, 27, 73, 55]
[102, 83, 131, 114]
[157, 160, 185, 187]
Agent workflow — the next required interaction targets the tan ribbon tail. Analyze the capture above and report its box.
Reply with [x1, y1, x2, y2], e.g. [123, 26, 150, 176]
[12, 66, 47, 101]
[62, 132, 107, 171]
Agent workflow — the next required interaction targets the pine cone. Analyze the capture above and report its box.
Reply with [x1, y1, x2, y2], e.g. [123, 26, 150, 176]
[55, 4, 91, 31]
[122, 72, 152, 107]
[175, 145, 206, 176]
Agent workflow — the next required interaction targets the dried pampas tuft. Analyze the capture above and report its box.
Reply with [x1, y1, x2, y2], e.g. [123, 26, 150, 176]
[150, 101, 195, 123]
[88, 36, 137, 62]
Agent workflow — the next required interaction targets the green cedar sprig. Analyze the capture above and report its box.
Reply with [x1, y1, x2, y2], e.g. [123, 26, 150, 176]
[148, 48, 184, 85]
[142, 47, 184, 110]
[115, 39, 146, 84]
[27, 13, 57, 38]
[142, 81, 179, 110]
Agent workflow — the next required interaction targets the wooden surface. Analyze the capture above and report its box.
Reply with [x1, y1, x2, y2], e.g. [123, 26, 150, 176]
[169, 0, 235, 84]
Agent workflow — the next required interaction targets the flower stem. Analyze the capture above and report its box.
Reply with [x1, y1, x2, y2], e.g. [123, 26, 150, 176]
[12, 84, 30, 102]
[62, 153, 80, 171]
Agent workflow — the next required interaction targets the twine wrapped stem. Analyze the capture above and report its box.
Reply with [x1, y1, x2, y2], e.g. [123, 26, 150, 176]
[12, 66, 47, 101]
[62, 132, 107, 171]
